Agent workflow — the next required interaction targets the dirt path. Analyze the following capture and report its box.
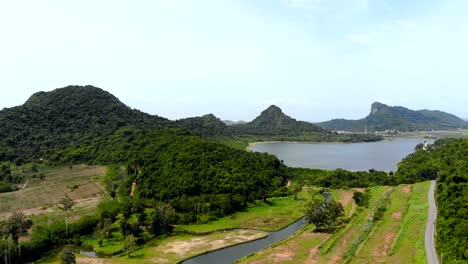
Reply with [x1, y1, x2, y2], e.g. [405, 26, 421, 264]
[20, 180, 30, 191]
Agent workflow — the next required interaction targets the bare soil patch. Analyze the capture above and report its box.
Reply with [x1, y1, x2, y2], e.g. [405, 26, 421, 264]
[401, 185, 411, 194]
[162, 230, 265, 258]
[391, 211, 402, 219]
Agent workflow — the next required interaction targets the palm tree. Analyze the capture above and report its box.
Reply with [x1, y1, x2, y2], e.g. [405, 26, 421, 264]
[57, 196, 75, 238]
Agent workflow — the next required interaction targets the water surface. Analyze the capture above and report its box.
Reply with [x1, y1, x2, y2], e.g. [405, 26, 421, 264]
[250, 138, 433, 172]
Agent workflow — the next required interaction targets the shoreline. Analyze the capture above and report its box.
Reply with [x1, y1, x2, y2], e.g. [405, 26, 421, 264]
[246, 136, 434, 151]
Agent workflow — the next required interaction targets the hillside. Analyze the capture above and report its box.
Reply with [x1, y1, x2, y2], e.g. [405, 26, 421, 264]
[231, 105, 326, 135]
[318, 102, 467, 132]
[0, 85, 170, 162]
[397, 138, 468, 263]
[175, 114, 230, 136]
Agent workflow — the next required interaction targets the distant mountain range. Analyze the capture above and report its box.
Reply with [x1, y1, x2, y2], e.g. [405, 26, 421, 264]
[223, 120, 247, 126]
[177, 105, 327, 136]
[318, 102, 467, 132]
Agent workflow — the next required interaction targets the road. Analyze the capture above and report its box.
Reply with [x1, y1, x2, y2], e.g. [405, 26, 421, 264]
[425, 180, 439, 264]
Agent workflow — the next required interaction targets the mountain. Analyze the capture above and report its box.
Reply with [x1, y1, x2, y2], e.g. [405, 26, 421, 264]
[232, 105, 325, 135]
[223, 120, 247, 126]
[0, 85, 171, 162]
[175, 114, 230, 136]
[318, 102, 468, 132]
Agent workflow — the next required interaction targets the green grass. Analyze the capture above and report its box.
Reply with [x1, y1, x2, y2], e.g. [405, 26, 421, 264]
[320, 186, 389, 257]
[177, 188, 345, 234]
[176, 195, 307, 233]
[389, 181, 429, 263]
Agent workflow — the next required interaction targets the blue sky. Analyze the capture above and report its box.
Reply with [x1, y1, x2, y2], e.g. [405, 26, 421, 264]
[0, 0, 467, 122]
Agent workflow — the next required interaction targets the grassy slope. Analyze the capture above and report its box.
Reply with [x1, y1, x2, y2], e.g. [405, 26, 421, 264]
[236, 188, 360, 264]
[351, 184, 412, 263]
[239, 182, 430, 264]
[350, 182, 429, 263]
[0, 164, 106, 221]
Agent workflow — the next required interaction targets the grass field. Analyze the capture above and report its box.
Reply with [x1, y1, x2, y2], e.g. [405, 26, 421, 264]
[237, 182, 431, 264]
[176, 187, 346, 233]
[0, 164, 107, 221]
[176, 196, 306, 233]
[237, 186, 394, 263]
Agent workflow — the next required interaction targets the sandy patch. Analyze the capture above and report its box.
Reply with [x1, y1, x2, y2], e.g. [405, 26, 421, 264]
[75, 256, 108, 264]
[305, 246, 320, 264]
[401, 185, 411, 194]
[339, 191, 353, 206]
[162, 230, 265, 258]
[377, 232, 396, 256]
[391, 211, 402, 219]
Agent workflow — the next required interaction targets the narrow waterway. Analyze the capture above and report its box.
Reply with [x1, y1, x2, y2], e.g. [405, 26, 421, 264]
[181, 193, 331, 264]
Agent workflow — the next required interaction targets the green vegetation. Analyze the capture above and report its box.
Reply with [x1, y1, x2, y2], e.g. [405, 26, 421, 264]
[305, 197, 344, 230]
[397, 138, 468, 263]
[319, 101, 468, 132]
[343, 188, 392, 262]
[176, 196, 306, 233]
[390, 182, 429, 263]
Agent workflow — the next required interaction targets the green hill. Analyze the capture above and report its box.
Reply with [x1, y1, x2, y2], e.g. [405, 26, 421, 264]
[0, 85, 173, 163]
[318, 102, 467, 132]
[232, 105, 325, 135]
[0, 85, 288, 220]
[175, 114, 231, 136]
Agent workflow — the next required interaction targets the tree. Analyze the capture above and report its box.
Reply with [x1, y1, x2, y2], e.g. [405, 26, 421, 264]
[3, 212, 33, 243]
[353, 190, 370, 207]
[305, 198, 344, 230]
[123, 234, 137, 257]
[57, 196, 75, 238]
[290, 182, 302, 200]
[60, 248, 76, 264]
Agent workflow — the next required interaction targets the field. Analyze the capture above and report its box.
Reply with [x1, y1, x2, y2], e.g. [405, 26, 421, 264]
[38, 229, 268, 264]
[35, 181, 430, 264]
[237, 182, 430, 264]
[0, 164, 107, 221]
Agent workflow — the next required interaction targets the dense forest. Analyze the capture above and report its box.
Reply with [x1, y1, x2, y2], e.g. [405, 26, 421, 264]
[0, 86, 380, 164]
[46, 127, 288, 221]
[396, 138, 468, 263]
[318, 102, 468, 132]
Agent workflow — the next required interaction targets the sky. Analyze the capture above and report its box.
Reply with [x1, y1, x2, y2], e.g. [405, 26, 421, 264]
[0, 0, 467, 122]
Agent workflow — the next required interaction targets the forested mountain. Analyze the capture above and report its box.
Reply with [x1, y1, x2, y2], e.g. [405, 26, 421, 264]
[397, 138, 468, 263]
[175, 114, 230, 136]
[318, 102, 467, 132]
[0, 85, 171, 163]
[178, 105, 382, 142]
[231, 105, 326, 135]
[0, 85, 288, 222]
[46, 127, 287, 221]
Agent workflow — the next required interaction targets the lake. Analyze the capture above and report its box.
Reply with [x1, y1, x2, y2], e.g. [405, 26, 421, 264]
[249, 138, 433, 172]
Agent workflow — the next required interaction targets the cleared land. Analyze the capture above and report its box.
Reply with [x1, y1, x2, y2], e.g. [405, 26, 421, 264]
[39, 229, 268, 264]
[0, 164, 107, 221]
[238, 182, 430, 264]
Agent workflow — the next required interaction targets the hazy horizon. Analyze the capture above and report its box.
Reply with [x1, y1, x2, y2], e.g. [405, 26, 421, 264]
[1, 0, 467, 122]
